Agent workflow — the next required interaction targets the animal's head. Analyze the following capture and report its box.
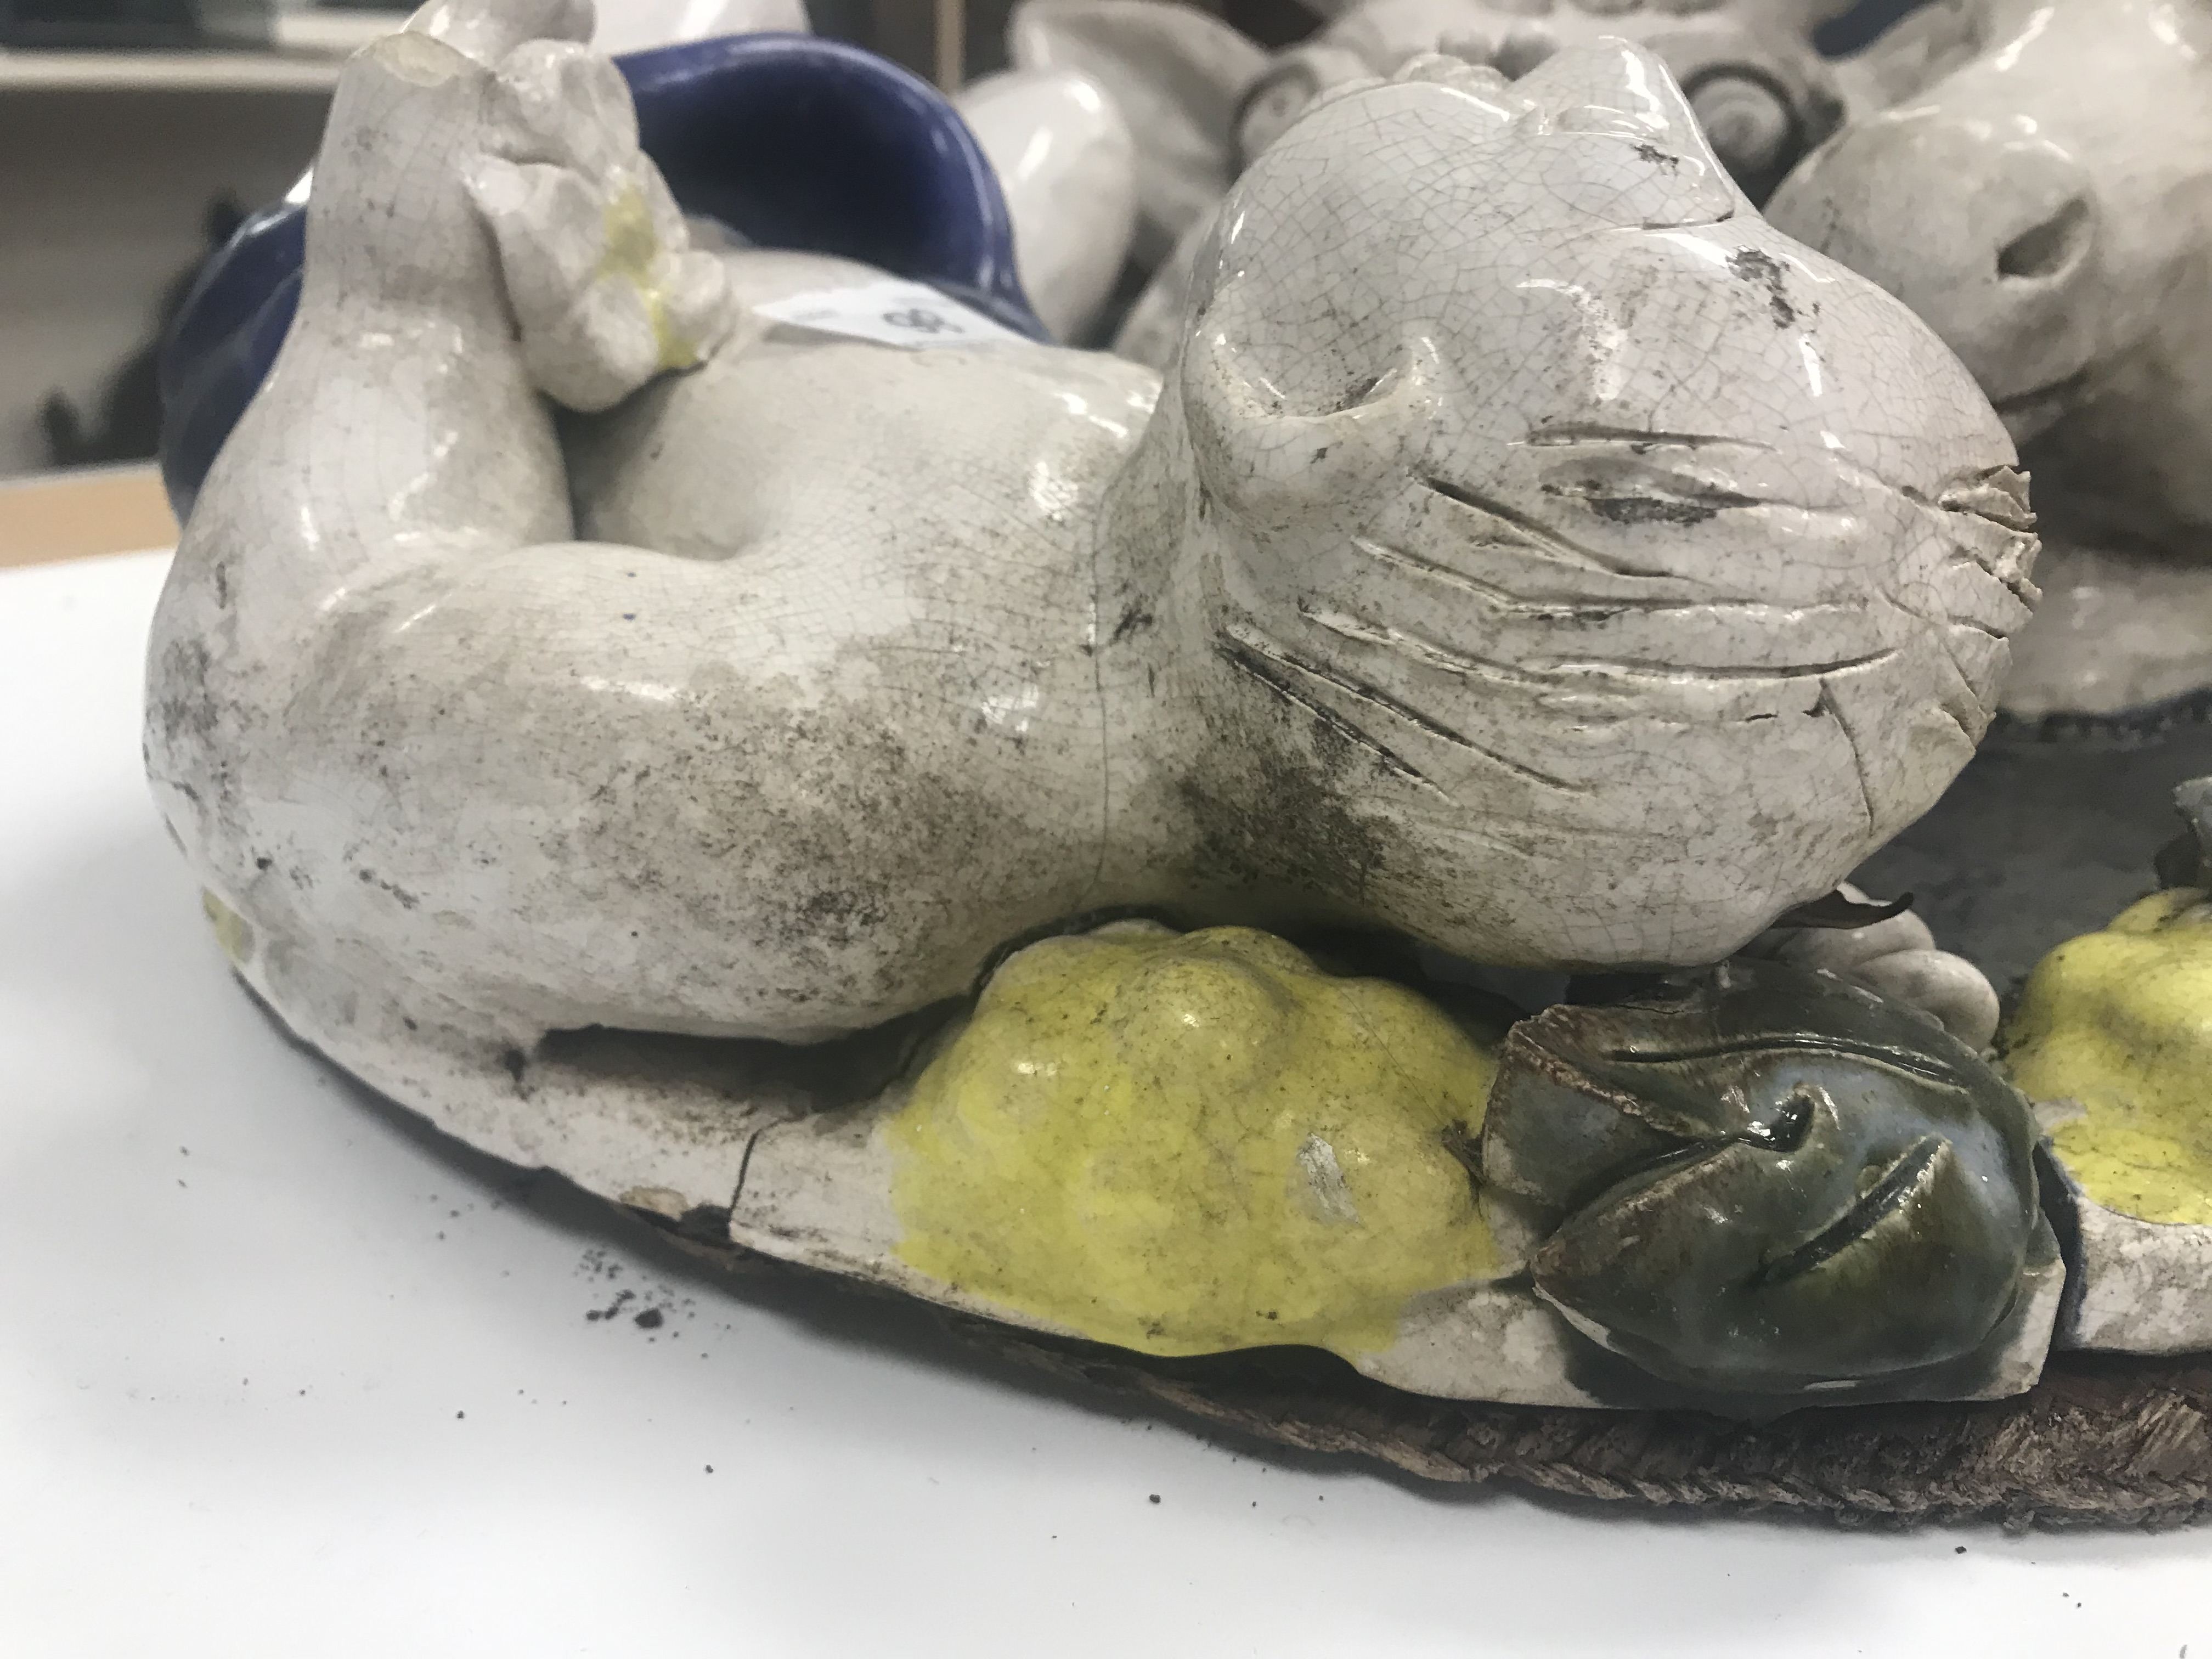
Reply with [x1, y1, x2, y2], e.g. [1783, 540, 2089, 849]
[1238, 0, 1847, 202]
[1006, 0, 1846, 274]
[1768, 0, 2212, 547]
[1156, 44, 2036, 968]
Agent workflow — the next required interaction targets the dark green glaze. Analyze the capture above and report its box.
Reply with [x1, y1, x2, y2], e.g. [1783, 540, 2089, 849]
[1481, 961, 2041, 1394]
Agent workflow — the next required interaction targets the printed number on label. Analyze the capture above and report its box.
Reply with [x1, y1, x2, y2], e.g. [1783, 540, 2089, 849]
[753, 281, 1030, 350]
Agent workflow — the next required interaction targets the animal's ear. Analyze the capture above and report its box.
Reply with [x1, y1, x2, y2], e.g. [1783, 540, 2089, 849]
[1827, 0, 1994, 115]
[1009, 0, 1269, 267]
[1513, 37, 1716, 161]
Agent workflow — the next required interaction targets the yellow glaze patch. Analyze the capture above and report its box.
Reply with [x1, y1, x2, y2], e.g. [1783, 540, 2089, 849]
[597, 183, 698, 373]
[886, 926, 1505, 1359]
[201, 889, 253, 966]
[2001, 889, 2212, 1225]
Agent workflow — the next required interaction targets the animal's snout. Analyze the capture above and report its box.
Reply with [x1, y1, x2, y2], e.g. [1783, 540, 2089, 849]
[1996, 193, 2094, 283]
[1770, 114, 2100, 427]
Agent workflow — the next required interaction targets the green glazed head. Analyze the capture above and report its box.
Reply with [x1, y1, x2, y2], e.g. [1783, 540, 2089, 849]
[1482, 961, 2041, 1394]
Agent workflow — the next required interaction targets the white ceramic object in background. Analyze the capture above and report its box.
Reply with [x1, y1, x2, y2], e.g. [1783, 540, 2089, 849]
[145, 0, 2045, 1398]
[1008, 0, 1268, 268]
[589, 0, 807, 53]
[955, 66, 1138, 341]
[1290, 1, 1861, 23]
[1768, 0, 2212, 719]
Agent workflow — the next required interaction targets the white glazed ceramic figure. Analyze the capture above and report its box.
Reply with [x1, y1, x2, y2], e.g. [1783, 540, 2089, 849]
[147, 0, 2036, 1393]
[1768, 0, 2212, 720]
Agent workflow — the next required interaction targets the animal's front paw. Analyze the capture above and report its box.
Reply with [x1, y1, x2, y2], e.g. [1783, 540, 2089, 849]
[1748, 885, 2001, 1051]
[464, 35, 737, 410]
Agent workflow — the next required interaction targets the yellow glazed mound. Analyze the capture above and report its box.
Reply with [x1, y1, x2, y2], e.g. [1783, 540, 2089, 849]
[2001, 889, 2212, 1226]
[887, 926, 1505, 1359]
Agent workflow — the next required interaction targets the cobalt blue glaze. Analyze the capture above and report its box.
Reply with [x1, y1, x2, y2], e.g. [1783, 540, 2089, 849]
[622, 33, 1042, 338]
[159, 32, 1047, 521]
[158, 202, 304, 521]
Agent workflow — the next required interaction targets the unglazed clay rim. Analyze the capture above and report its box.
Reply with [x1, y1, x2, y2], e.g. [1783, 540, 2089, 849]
[2047, 1156, 2212, 1356]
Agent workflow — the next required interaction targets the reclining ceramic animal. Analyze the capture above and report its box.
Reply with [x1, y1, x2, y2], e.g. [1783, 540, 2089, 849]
[1768, 0, 2212, 720]
[146, 0, 2047, 1401]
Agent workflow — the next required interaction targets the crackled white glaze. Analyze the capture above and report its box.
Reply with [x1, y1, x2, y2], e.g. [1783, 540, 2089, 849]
[1769, 0, 2212, 716]
[148, 2, 2039, 1395]
[2057, 1181, 2212, 1358]
[1059, 0, 1848, 368]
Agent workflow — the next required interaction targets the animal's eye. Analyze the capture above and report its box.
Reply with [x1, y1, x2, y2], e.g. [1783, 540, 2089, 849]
[1535, 452, 1762, 529]
[1237, 70, 1320, 162]
[1234, 42, 1378, 164]
[1688, 72, 1796, 179]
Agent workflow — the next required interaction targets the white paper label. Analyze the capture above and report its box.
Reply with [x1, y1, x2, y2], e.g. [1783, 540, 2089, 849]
[753, 280, 1030, 349]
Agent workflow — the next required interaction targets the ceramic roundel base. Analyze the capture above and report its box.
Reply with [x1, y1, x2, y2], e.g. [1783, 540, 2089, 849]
[260, 994, 2199, 1528]
[242, 1007, 2212, 1527]
[220, 707, 2212, 1523]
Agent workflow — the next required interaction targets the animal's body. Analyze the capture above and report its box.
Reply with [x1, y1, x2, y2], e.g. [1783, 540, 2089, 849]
[148, 0, 2029, 1097]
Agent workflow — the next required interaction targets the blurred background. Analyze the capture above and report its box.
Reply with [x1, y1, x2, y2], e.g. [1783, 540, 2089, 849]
[0, 0, 1928, 558]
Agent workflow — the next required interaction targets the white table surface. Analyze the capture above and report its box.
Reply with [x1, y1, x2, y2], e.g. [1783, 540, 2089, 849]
[3, 550, 2207, 1658]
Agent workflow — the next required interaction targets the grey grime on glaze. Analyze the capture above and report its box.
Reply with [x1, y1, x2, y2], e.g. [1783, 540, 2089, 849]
[1480, 959, 2044, 1393]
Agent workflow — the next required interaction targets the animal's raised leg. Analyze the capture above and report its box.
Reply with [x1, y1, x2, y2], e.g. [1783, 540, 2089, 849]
[149, 0, 740, 870]
[144, 1, 828, 1201]
[157, 0, 732, 628]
